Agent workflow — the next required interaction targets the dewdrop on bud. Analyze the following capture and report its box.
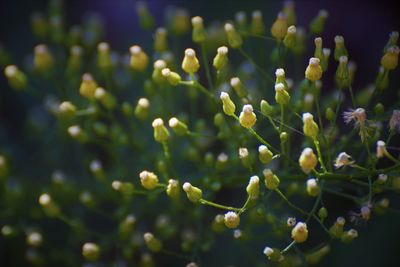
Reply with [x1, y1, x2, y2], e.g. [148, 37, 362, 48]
[161, 68, 181, 86]
[376, 140, 387, 158]
[182, 182, 202, 203]
[230, 77, 247, 98]
[224, 211, 240, 229]
[191, 16, 207, 43]
[291, 222, 308, 243]
[341, 229, 358, 244]
[263, 169, 280, 190]
[152, 60, 167, 83]
[139, 170, 159, 190]
[182, 48, 200, 74]
[143, 233, 162, 252]
[381, 45, 399, 70]
[239, 104, 257, 128]
[81, 242, 101, 262]
[129, 45, 149, 71]
[271, 12, 288, 41]
[152, 118, 170, 142]
[246, 176, 260, 199]
[220, 92, 236, 116]
[305, 57, 322, 82]
[26, 232, 42, 247]
[306, 178, 320, 197]
[4, 65, 27, 90]
[154, 27, 168, 52]
[33, 44, 54, 72]
[134, 98, 150, 120]
[169, 117, 189, 136]
[79, 73, 97, 99]
[263, 247, 284, 262]
[251, 10, 265, 35]
[59, 101, 76, 116]
[258, 145, 273, 164]
[97, 42, 112, 69]
[299, 148, 318, 174]
[334, 36, 349, 61]
[213, 46, 229, 70]
[166, 179, 180, 199]
[336, 56, 350, 89]
[310, 9, 328, 34]
[283, 25, 296, 49]
[330, 216, 345, 239]
[302, 113, 319, 139]
[275, 83, 290, 105]
[224, 23, 243, 48]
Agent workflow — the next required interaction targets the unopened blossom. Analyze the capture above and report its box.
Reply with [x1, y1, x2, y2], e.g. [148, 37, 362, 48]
[334, 152, 355, 169]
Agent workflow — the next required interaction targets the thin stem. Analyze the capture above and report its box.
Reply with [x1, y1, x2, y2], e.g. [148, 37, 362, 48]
[282, 241, 296, 254]
[274, 189, 308, 216]
[238, 196, 252, 215]
[200, 43, 213, 91]
[238, 47, 274, 84]
[349, 86, 356, 108]
[314, 139, 327, 172]
[199, 199, 241, 212]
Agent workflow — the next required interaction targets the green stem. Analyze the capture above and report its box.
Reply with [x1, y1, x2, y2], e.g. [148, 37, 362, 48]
[199, 199, 241, 212]
[238, 47, 274, 84]
[314, 139, 327, 172]
[200, 43, 213, 91]
[275, 189, 308, 216]
[349, 86, 356, 108]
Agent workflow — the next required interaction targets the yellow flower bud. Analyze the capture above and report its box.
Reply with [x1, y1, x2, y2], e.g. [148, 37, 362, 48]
[283, 0, 297, 25]
[68, 125, 88, 142]
[275, 83, 290, 105]
[94, 87, 116, 110]
[309, 9, 328, 35]
[33, 44, 54, 72]
[182, 182, 203, 203]
[213, 46, 229, 70]
[79, 73, 98, 99]
[263, 246, 284, 262]
[329, 217, 345, 239]
[166, 179, 180, 199]
[224, 211, 240, 229]
[97, 42, 112, 69]
[59, 101, 77, 117]
[144, 232, 162, 252]
[251, 10, 265, 36]
[246, 175, 260, 199]
[314, 37, 323, 60]
[82, 242, 100, 261]
[260, 99, 274, 116]
[302, 112, 319, 139]
[299, 148, 317, 174]
[153, 118, 171, 143]
[129, 45, 149, 71]
[4, 65, 27, 90]
[134, 98, 150, 120]
[305, 57, 322, 82]
[224, 23, 243, 48]
[39, 193, 60, 217]
[154, 27, 168, 52]
[306, 178, 320, 197]
[152, 60, 167, 84]
[181, 48, 200, 73]
[161, 68, 182, 86]
[139, 170, 159, 190]
[258, 145, 273, 164]
[239, 104, 257, 128]
[381, 45, 399, 70]
[191, 16, 207, 43]
[336, 56, 350, 89]
[220, 92, 236, 116]
[270, 12, 288, 41]
[283, 25, 296, 49]
[291, 222, 308, 243]
[263, 169, 280, 190]
[230, 77, 247, 98]
[169, 117, 189, 136]
[334, 35, 348, 61]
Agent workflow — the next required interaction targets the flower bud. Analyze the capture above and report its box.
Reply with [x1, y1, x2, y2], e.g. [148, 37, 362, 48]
[79, 73, 97, 99]
[376, 140, 387, 158]
[336, 56, 350, 89]
[166, 179, 180, 199]
[260, 99, 274, 116]
[302, 112, 319, 139]
[154, 27, 168, 52]
[59, 101, 77, 117]
[144, 233, 162, 252]
[182, 48, 200, 74]
[306, 178, 320, 197]
[313, 37, 323, 60]
[68, 125, 88, 142]
[212, 214, 225, 233]
[230, 77, 247, 98]
[374, 102, 385, 116]
[119, 215, 136, 238]
[169, 117, 189, 136]
[213, 46, 229, 70]
[239, 104, 257, 128]
[39, 193, 60, 217]
[220, 92, 236, 116]
[341, 229, 358, 244]
[246, 175, 260, 199]
[161, 68, 182, 86]
[309, 9, 328, 35]
[275, 68, 288, 89]
[329, 216, 345, 239]
[251, 10, 265, 36]
[129, 45, 149, 71]
[325, 107, 335, 121]
[82, 242, 100, 261]
[334, 35, 348, 61]
[381, 45, 399, 70]
[224, 211, 240, 229]
[270, 12, 288, 41]
[191, 16, 207, 43]
[321, 48, 331, 71]
[384, 31, 399, 53]
[31, 12, 48, 39]
[263, 247, 284, 262]
[275, 83, 290, 105]
[33, 44, 54, 72]
[293, 27, 306, 55]
[258, 145, 273, 164]
[90, 160, 105, 181]
[389, 110, 400, 133]
[66, 46, 83, 74]
[291, 222, 308, 243]
[283, 25, 296, 49]
[216, 153, 228, 171]
[334, 152, 354, 169]
[111, 180, 135, 198]
[305, 57, 322, 82]
[139, 170, 159, 190]
[235, 11, 247, 33]
[318, 207, 328, 221]
[375, 66, 389, 91]
[97, 42, 112, 69]
[169, 8, 190, 35]
[152, 60, 167, 84]
[94, 87, 116, 110]
[224, 23, 243, 48]
[263, 169, 280, 190]
[5, 65, 27, 92]
[299, 148, 318, 174]
[26, 231, 42, 247]
[182, 182, 203, 203]
[134, 98, 150, 120]
[136, 1, 155, 30]
[152, 118, 170, 142]
[239, 148, 252, 168]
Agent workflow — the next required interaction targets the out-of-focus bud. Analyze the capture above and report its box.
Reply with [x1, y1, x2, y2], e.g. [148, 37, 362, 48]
[381, 45, 399, 70]
[260, 99, 274, 116]
[152, 118, 170, 142]
[82, 242, 100, 261]
[329, 216, 345, 239]
[68, 125, 88, 142]
[321, 48, 331, 72]
[306, 178, 320, 196]
[230, 77, 248, 98]
[224, 23, 243, 48]
[309, 9, 328, 35]
[129, 45, 149, 71]
[213, 46, 229, 70]
[33, 44, 54, 72]
[94, 87, 116, 110]
[136, 1, 155, 30]
[97, 42, 112, 69]
[251, 10, 265, 36]
[334, 35, 348, 61]
[134, 98, 150, 120]
[154, 27, 168, 52]
[39, 193, 60, 217]
[283, 25, 296, 49]
[336, 56, 350, 89]
[31, 12, 48, 39]
[191, 16, 207, 43]
[144, 233, 162, 252]
[4, 65, 27, 90]
[283, 0, 297, 25]
[263, 169, 280, 190]
[384, 31, 399, 53]
[169, 8, 190, 36]
[79, 73, 98, 99]
[270, 12, 288, 41]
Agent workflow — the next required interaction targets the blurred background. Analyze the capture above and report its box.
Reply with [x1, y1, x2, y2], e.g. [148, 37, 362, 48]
[1, 0, 400, 266]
